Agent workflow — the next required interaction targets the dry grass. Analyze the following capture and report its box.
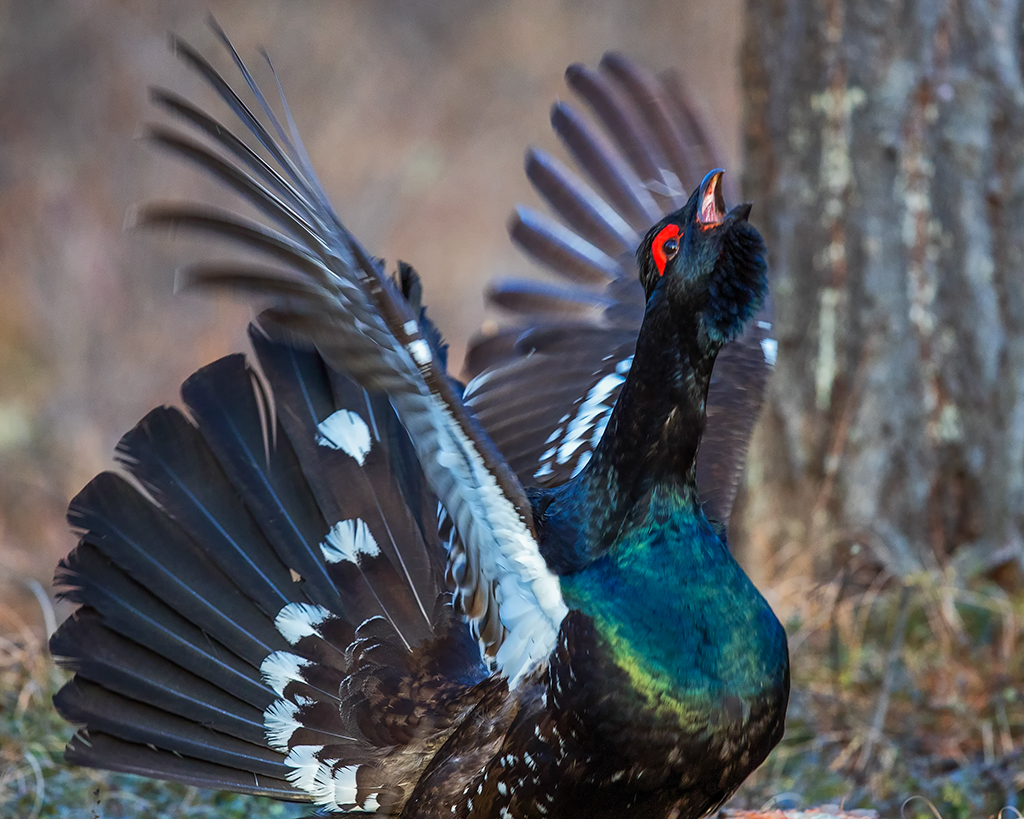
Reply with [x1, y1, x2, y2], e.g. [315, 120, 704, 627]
[727, 570, 1024, 816]
[2, 574, 1021, 817]
[0, 598, 305, 819]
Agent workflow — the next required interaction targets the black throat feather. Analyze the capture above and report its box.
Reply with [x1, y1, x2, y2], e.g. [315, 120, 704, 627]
[530, 281, 714, 574]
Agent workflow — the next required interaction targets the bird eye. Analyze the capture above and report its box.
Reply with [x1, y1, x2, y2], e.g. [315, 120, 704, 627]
[652, 224, 681, 276]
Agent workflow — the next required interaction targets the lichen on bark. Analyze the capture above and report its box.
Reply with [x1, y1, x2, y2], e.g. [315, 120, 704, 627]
[738, 0, 1024, 586]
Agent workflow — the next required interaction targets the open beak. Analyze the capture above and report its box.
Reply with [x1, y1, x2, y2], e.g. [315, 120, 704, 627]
[697, 169, 752, 228]
[697, 169, 727, 229]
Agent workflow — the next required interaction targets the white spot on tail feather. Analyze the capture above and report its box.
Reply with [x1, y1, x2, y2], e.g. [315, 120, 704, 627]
[264, 699, 302, 752]
[260, 651, 306, 696]
[284, 745, 322, 792]
[280, 755, 378, 813]
[312, 761, 355, 808]
[321, 518, 380, 564]
[274, 603, 332, 645]
[761, 337, 778, 366]
[317, 410, 372, 464]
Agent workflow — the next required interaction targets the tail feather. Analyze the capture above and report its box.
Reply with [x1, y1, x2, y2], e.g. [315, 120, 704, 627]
[249, 325, 441, 647]
[55, 679, 290, 779]
[52, 610, 267, 743]
[55, 543, 275, 709]
[115, 405, 303, 618]
[319, 550, 431, 653]
[342, 375, 439, 556]
[64, 732, 299, 800]
[283, 607, 354, 672]
[180, 354, 341, 610]
[52, 330, 492, 811]
[67, 471, 289, 665]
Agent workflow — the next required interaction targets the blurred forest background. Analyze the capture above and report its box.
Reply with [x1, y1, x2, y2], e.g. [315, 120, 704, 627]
[1, 0, 1023, 816]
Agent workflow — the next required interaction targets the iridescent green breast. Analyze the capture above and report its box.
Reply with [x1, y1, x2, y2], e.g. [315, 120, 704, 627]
[559, 484, 788, 731]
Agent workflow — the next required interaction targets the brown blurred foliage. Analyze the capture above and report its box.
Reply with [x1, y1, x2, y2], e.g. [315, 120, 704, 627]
[0, 1, 742, 629]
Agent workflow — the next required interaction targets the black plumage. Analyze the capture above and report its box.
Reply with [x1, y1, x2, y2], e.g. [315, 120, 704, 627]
[50, 25, 787, 818]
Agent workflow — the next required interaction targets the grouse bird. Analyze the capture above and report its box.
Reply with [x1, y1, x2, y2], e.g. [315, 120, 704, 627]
[49, 26, 788, 819]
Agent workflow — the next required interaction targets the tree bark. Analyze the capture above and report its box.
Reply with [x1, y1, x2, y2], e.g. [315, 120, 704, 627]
[739, 0, 1024, 584]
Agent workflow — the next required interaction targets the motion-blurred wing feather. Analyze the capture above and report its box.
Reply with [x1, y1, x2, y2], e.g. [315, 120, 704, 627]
[144, 30, 566, 684]
[464, 54, 775, 526]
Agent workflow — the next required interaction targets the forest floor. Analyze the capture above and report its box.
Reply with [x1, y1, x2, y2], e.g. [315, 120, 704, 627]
[2, 573, 1021, 818]
[736, 571, 1024, 817]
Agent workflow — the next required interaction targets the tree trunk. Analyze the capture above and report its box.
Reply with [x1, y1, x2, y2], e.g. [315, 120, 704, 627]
[739, 0, 1024, 585]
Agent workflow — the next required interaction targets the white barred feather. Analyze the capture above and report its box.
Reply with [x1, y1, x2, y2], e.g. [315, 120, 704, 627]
[274, 602, 332, 645]
[260, 651, 307, 696]
[321, 518, 381, 563]
[529, 356, 634, 482]
[264, 699, 302, 753]
[394, 391, 568, 685]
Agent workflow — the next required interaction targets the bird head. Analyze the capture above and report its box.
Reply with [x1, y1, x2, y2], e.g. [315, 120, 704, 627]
[637, 169, 767, 350]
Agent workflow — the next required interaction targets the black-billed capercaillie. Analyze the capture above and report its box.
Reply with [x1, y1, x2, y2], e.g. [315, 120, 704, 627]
[50, 24, 788, 818]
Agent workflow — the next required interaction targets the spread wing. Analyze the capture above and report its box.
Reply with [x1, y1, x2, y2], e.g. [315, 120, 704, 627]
[463, 54, 776, 526]
[141, 25, 565, 685]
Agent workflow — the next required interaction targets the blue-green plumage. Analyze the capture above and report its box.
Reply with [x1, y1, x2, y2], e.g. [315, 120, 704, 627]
[560, 481, 787, 729]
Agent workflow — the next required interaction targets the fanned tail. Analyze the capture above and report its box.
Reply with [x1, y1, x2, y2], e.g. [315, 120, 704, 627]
[51, 325, 490, 813]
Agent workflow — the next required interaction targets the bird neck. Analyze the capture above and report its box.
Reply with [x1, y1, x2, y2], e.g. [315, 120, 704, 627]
[534, 286, 718, 572]
[590, 286, 714, 497]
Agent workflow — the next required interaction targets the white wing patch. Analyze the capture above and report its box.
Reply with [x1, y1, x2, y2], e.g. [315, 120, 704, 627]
[317, 409, 373, 464]
[320, 518, 381, 564]
[757, 320, 778, 365]
[407, 339, 433, 367]
[533, 356, 633, 481]
[398, 388, 568, 686]
[274, 602, 332, 645]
